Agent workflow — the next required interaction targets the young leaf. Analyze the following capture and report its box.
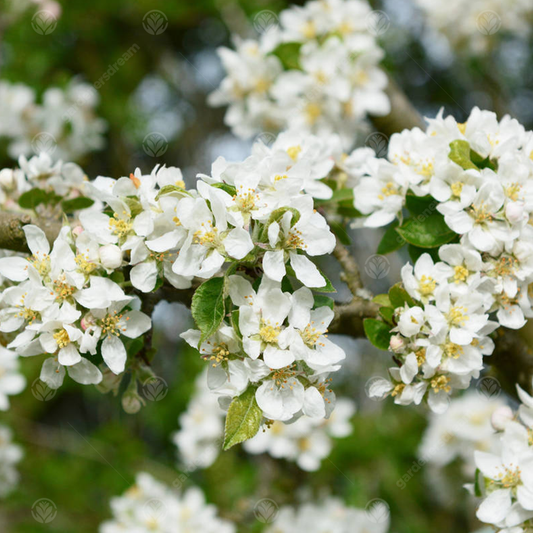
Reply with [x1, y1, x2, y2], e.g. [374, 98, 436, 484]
[314, 188, 354, 206]
[379, 306, 395, 325]
[212, 182, 237, 196]
[377, 221, 405, 255]
[372, 293, 392, 307]
[19, 189, 60, 209]
[363, 318, 392, 351]
[223, 386, 263, 450]
[313, 294, 335, 310]
[61, 197, 95, 212]
[389, 283, 415, 308]
[448, 140, 479, 171]
[405, 194, 437, 217]
[191, 277, 226, 345]
[396, 213, 456, 248]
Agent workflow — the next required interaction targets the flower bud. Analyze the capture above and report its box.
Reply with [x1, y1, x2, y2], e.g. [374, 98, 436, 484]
[491, 405, 514, 431]
[0, 169, 15, 188]
[506, 202, 524, 224]
[389, 334, 405, 352]
[99, 244, 122, 270]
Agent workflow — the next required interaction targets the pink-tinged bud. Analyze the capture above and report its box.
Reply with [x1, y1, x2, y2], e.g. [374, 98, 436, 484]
[80, 317, 88, 331]
[506, 202, 524, 224]
[491, 405, 514, 431]
[72, 225, 83, 236]
[99, 244, 122, 270]
[389, 335, 404, 352]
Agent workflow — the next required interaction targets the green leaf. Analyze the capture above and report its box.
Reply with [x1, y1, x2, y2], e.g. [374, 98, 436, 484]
[267, 207, 301, 228]
[314, 188, 353, 207]
[408, 244, 440, 264]
[389, 284, 415, 308]
[156, 184, 189, 200]
[448, 140, 479, 170]
[372, 293, 391, 307]
[377, 221, 405, 255]
[329, 220, 351, 245]
[223, 386, 263, 450]
[231, 310, 242, 339]
[212, 182, 237, 196]
[191, 277, 226, 346]
[363, 318, 392, 351]
[396, 213, 456, 249]
[313, 295, 335, 310]
[18, 189, 60, 209]
[61, 197, 95, 212]
[124, 197, 143, 217]
[379, 307, 395, 325]
[270, 42, 302, 70]
[405, 194, 437, 217]
[311, 269, 336, 293]
[474, 468, 483, 497]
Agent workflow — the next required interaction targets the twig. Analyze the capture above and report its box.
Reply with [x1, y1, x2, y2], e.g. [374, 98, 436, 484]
[0, 211, 61, 253]
[333, 240, 363, 297]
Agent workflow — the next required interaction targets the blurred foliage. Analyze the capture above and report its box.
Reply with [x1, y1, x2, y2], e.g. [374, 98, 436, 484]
[1, 0, 527, 531]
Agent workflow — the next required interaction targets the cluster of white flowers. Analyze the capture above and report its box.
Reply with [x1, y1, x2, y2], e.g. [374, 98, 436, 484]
[244, 397, 355, 471]
[419, 391, 505, 474]
[414, 0, 533, 54]
[209, 0, 390, 147]
[99, 472, 235, 533]
[469, 384, 533, 531]
[264, 498, 389, 533]
[362, 108, 533, 410]
[0, 424, 22, 498]
[0, 125, 362, 432]
[0, 79, 106, 162]
[173, 369, 355, 471]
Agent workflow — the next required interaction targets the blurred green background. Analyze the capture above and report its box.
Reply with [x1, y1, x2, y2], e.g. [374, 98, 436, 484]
[0, 0, 528, 531]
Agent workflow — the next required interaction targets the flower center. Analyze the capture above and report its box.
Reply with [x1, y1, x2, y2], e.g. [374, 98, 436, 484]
[193, 221, 220, 248]
[506, 183, 522, 201]
[453, 265, 469, 282]
[444, 342, 463, 359]
[53, 329, 70, 349]
[449, 306, 469, 326]
[29, 253, 50, 277]
[419, 275, 436, 296]
[378, 182, 398, 200]
[285, 229, 306, 250]
[431, 375, 451, 393]
[496, 466, 521, 489]
[259, 322, 281, 344]
[101, 312, 125, 336]
[450, 182, 463, 197]
[109, 213, 133, 238]
[75, 253, 97, 274]
[287, 145, 301, 161]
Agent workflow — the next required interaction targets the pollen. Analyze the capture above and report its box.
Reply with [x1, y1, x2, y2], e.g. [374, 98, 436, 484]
[129, 173, 141, 189]
[75, 253, 97, 274]
[431, 375, 451, 393]
[287, 145, 302, 161]
[259, 322, 280, 344]
[419, 275, 436, 296]
[101, 311, 124, 337]
[506, 183, 522, 201]
[453, 265, 469, 282]
[378, 181, 398, 200]
[285, 229, 306, 250]
[305, 102, 321, 124]
[109, 213, 133, 238]
[450, 182, 464, 197]
[53, 329, 70, 349]
[444, 342, 463, 359]
[449, 306, 469, 326]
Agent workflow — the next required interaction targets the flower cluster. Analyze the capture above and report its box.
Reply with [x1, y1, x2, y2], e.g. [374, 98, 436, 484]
[419, 391, 505, 474]
[413, 0, 532, 54]
[264, 498, 389, 533]
[361, 108, 533, 410]
[0, 79, 106, 162]
[369, 251, 499, 412]
[469, 384, 533, 530]
[209, 0, 390, 147]
[99, 472, 235, 533]
[0, 424, 22, 498]
[182, 275, 345, 423]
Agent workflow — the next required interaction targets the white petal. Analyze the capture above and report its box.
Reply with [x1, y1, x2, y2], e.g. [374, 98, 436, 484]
[40, 357, 66, 389]
[23, 224, 50, 255]
[0, 257, 29, 282]
[289, 252, 325, 288]
[101, 335, 127, 374]
[263, 250, 286, 282]
[476, 488, 512, 524]
[67, 358, 103, 385]
[130, 261, 158, 293]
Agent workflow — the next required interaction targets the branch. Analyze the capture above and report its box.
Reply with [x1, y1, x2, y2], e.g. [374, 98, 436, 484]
[370, 75, 425, 137]
[0, 211, 61, 253]
[333, 241, 363, 297]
